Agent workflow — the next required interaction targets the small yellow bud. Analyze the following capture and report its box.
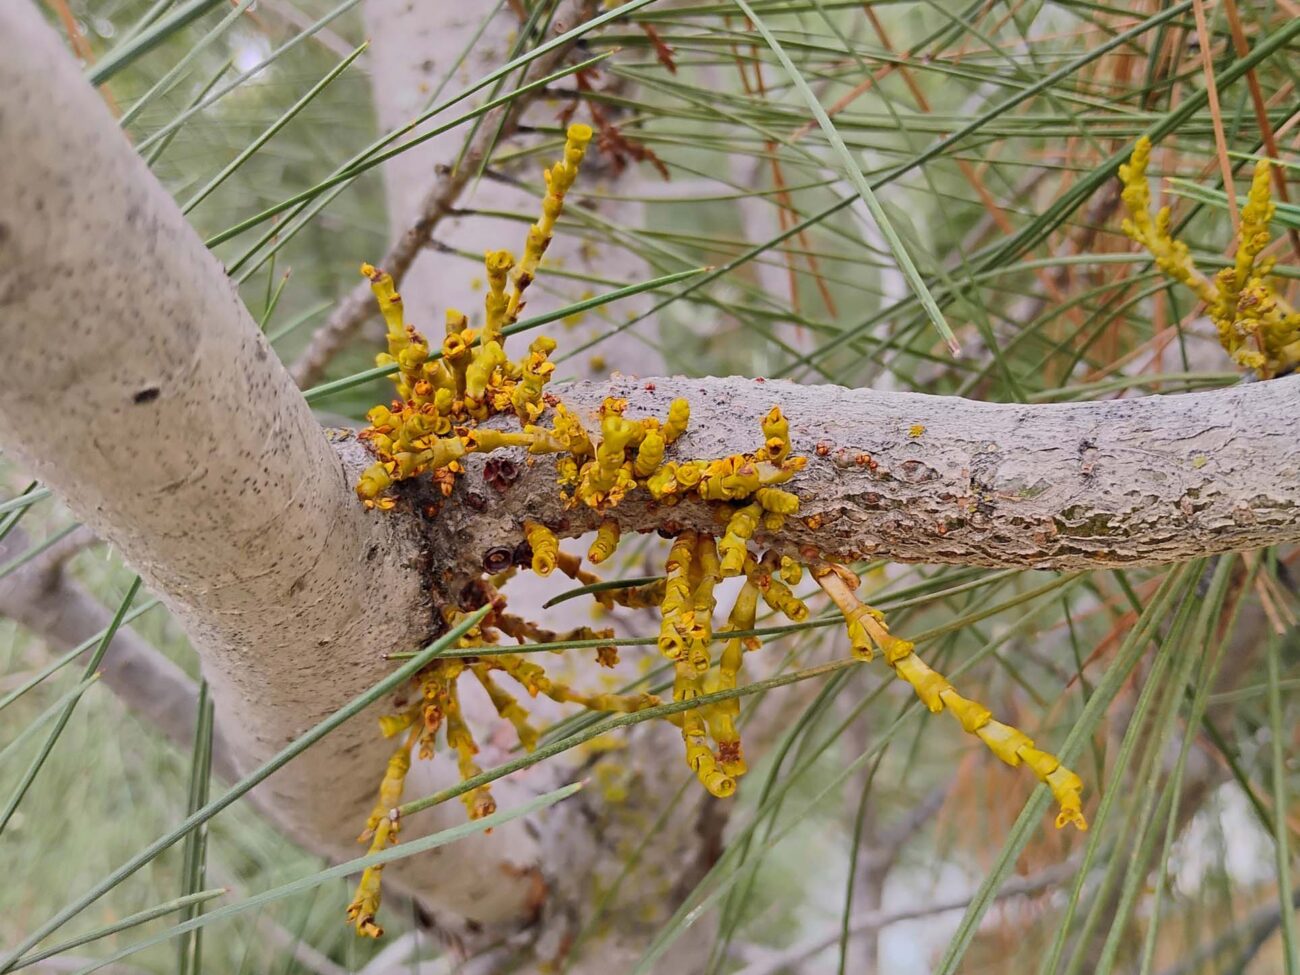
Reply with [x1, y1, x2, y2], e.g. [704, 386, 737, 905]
[588, 518, 621, 564]
[523, 520, 559, 576]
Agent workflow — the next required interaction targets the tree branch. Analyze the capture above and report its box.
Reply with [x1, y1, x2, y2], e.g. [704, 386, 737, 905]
[734, 856, 1082, 975]
[383, 373, 1300, 576]
[0, 527, 240, 782]
[5, 0, 1299, 965]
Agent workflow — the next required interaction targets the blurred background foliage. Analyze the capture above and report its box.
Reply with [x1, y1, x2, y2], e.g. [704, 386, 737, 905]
[2, 0, 1298, 972]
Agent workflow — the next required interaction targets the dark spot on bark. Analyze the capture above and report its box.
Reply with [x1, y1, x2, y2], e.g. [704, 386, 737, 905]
[133, 386, 160, 404]
[1054, 506, 1116, 538]
[465, 491, 488, 511]
[899, 459, 937, 482]
[459, 577, 493, 611]
[483, 546, 514, 573]
[483, 457, 520, 491]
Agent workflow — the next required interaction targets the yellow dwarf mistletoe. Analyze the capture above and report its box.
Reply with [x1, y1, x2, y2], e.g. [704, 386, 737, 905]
[345, 123, 1087, 937]
[1120, 136, 1300, 377]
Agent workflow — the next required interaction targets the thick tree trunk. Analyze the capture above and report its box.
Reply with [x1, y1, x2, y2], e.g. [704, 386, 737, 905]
[0, 1, 539, 943]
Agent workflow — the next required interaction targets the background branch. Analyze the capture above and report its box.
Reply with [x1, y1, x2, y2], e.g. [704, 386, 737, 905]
[289, 0, 601, 387]
[0, 527, 239, 782]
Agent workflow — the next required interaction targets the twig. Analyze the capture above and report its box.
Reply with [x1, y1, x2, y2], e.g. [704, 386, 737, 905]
[357, 931, 423, 975]
[255, 915, 351, 975]
[735, 857, 1081, 975]
[1156, 884, 1300, 975]
[1190, 0, 1238, 229]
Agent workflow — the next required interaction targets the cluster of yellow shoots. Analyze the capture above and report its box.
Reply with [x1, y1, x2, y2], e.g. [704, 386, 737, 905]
[1119, 136, 1300, 377]
[346, 592, 659, 937]
[345, 124, 1087, 938]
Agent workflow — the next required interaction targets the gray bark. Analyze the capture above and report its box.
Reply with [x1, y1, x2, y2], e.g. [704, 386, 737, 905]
[399, 373, 1300, 577]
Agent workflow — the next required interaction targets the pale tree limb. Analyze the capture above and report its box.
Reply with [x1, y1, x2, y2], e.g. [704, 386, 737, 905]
[404, 373, 1300, 576]
[0, 526, 240, 783]
[4, 0, 1300, 969]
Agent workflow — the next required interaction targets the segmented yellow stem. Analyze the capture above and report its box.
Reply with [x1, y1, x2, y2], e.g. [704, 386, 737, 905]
[483, 248, 514, 345]
[346, 815, 395, 938]
[1119, 136, 1299, 376]
[473, 664, 540, 751]
[815, 565, 1087, 830]
[444, 681, 495, 819]
[589, 518, 621, 564]
[523, 520, 559, 576]
[658, 531, 697, 661]
[504, 123, 593, 326]
[703, 580, 759, 777]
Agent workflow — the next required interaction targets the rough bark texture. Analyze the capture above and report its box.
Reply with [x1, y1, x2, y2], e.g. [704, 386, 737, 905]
[370, 373, 1300, 576]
